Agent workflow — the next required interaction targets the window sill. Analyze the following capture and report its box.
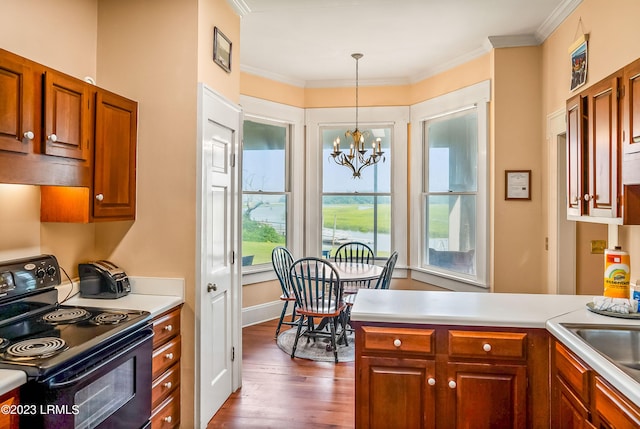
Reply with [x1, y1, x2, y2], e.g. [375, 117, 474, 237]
[410, 267, 488, 292]
[242, 265, 276, 286]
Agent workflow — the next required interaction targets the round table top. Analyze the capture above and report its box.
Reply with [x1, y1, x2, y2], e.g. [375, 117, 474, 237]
[331, 262, 383, 282]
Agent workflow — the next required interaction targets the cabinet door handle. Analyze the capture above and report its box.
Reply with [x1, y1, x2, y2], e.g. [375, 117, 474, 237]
[482, 343, 492, 352]
[47, 133, 57, 142]
[95, 193, 104, 201]
[427, 377, 436, 386]
[448, 380, 457, 389]
[163, 381, 172, 389]
[163, 416, 172, 423]
[393, 339, 402, 348]
[583, 194, 593, 201]
[165, 353, 174, 360]
[23, 131, 34, 141]
[164, 324, 173, 332]
[207, 283, 217, 292]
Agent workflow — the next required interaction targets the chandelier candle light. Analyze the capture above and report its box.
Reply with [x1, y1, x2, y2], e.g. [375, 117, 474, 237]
[330, 53, 385, 178]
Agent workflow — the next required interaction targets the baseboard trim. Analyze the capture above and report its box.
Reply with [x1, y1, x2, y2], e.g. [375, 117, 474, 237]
[242, 299, 291, 327]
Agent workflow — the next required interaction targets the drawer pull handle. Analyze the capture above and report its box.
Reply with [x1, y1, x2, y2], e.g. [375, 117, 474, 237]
[164, 381, 172, 389]
[23, 131, 34, 141]
[164, 325, 173, 332]
[163, 416, 172, 423]
[482, 343, 492, 352]
[165, 353, 174, 360]
[393, 339, 402, 348]
[448, 380, 457, 389]
[427, 377, 436, 386]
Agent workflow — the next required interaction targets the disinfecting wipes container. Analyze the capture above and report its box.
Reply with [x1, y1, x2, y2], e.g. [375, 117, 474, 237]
[604, 247, 630, 298]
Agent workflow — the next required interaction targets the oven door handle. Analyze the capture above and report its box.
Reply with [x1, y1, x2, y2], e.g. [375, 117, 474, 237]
[47, 329, 152, 389]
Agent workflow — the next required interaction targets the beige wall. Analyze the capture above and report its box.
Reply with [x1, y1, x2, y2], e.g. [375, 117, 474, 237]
[491, 46, 544, 293]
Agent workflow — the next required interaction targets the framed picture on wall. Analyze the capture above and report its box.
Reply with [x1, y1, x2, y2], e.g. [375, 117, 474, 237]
[569, 34, 588, 91]
[505, 170, 531, 200]
[213, 27, 232, 73]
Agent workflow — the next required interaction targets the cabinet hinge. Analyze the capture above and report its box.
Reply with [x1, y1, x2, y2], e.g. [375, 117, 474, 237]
[231, 251, 235, 265]
[231, 346, 235, 362]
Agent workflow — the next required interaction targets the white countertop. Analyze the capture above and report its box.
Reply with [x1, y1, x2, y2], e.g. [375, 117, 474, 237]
[0, 276, 184, 396]
[351, 289, 640, 406]
[350, 289, 593, 328]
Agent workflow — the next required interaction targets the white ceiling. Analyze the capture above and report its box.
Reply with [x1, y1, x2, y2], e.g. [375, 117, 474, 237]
[232, 0, 582, 87]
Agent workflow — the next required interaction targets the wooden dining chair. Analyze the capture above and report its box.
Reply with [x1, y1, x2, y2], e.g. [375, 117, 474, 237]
[344, 251, 399, 328]
[334, 241, 375, 293]
[374, 250, 398, 290]
[334, 241, 375, 264]
[289, 257, 347, 363]
[272, 246, 299, 339]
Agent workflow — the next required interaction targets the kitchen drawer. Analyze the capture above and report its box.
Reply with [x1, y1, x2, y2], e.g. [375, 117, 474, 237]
[151, 389, 180, 429]
[152, 307, 181, 349]
[554, 341, 591, 404]
[448, 330, 527, 360]
[152, 336, 181, 380]
[152, 361, 180, 410]
[361, 326, 434, 355]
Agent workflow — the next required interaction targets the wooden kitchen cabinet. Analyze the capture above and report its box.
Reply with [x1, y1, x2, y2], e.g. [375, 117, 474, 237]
[354, 324, 546, 429]
[357, 326, 436, 429]
[0, 50, 36, 155]
[565, 56, 640, 224]
[0, 49, 91, 187]
[551, 340, 640, 429]
[566, 94, 587, 217]
[43, 69, 92, 161]
[0, 388, 19, 429]
[40, 88, 138, 222]
[150, 306, 182, 429]
[565, 72, 622, 221]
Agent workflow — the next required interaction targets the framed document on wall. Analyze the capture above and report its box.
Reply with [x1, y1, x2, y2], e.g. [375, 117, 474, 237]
[505, 170, 531, 200]
[213, 27, 232, 73]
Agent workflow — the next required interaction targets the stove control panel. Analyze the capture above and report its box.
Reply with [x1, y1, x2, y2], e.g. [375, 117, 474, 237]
[0, 255, 61, 300]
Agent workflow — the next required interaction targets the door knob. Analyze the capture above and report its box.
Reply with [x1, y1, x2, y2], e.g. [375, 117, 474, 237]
[47, 133, 57, 142]
[23, 131, 34, 141]
[207, 283, 217, 292]
[95, 193, 104, 201]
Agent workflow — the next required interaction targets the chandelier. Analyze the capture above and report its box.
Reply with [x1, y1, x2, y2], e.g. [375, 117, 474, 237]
[330, 53, 385, 178]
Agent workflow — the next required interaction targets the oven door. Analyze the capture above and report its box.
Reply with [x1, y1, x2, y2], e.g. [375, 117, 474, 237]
[20, 327, 153, 429]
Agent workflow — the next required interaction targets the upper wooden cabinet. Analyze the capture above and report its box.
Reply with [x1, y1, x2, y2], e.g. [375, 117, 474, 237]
[566, 58, 640, 225]
[43, 69, 92, 161]
[0, 52, 36, 155]
[40, 89, 138, 222]
[92, 89, 137, 220]
[0, 48, 137, 222]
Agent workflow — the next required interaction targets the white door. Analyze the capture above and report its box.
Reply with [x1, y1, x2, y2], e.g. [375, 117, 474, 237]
[196, 84, 242, 428]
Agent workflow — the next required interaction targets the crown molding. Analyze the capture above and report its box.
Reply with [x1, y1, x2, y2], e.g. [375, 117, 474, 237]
[487, 34, 540, 48]
[225, 0, 251, 17]
[409, 45, 490, 84]
[535, 0, 583, 42]
[240, 64, 307, 87]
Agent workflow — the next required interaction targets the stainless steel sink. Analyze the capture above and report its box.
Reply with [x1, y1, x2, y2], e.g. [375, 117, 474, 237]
[561, 324, 640, 382]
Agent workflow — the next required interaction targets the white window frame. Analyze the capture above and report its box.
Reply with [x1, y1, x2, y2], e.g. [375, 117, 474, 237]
[239, 95, 304, 285]
[306, 106, 409, 273]
[409, 80, 490, 291]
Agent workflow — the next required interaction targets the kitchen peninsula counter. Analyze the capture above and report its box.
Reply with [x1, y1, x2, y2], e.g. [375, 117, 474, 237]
[351, 289, 640, 409]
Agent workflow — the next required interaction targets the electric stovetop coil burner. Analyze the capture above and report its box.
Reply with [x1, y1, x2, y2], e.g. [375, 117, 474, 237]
[92, 312, 129, 325]
[41, 308, 91, 324]
[4, 337, 68, 361]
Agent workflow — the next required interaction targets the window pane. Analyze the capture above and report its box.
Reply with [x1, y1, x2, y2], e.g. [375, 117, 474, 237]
[427, 111, 477, 193]
[322, 195, 390, 258]
[425, 195, 476, 275]
[322, 127, 391, 193]
[243, 120, 286, 192]
[242, 194, 287, 265]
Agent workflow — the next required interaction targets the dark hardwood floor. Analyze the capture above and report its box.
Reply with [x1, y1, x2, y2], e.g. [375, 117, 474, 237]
[207, 319, 355, 428]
